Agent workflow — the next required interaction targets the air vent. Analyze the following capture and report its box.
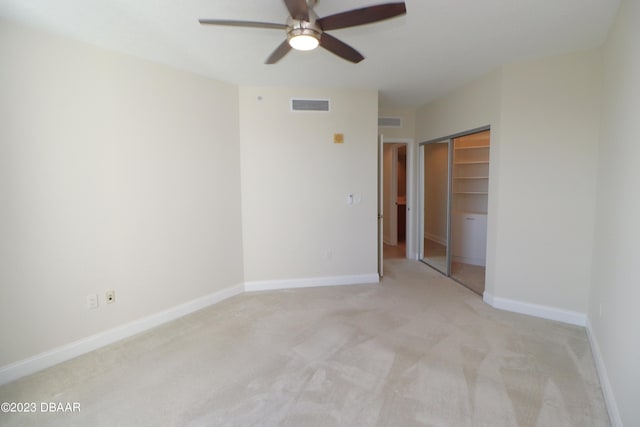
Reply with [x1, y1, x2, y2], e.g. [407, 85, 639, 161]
[291, 99, 330, 112]
[378, 117, 402, 127]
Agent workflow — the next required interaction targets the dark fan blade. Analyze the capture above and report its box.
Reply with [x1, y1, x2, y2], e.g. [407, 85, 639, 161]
[265, 40, 292, 64]
[198, 19, 287, 30]
[319, 33, 364, 63]
[283, 0, 309, 21]
[317, 2, 406, 31]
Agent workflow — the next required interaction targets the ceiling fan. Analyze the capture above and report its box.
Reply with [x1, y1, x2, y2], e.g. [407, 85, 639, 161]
[199, 0, 407, 64]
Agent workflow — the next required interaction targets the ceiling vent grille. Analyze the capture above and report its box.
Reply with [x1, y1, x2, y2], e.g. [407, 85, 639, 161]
[378, 117, 402, 127]
[291, 99, 330, 112]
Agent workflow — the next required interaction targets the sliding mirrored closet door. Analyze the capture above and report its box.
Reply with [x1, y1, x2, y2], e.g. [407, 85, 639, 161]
[420, 140, 451, 275]
[419, 129, 490, 295]
[450, 131, 490, 294]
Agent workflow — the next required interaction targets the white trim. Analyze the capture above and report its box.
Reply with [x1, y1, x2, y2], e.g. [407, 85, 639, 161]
[585, 319, 623, 427]
[0, 284, 244, 386]
[244, 274, 380, 292]
[424, 231, 447, 246]
[482, 292, 586, 326]
[452, 255, 485, 267]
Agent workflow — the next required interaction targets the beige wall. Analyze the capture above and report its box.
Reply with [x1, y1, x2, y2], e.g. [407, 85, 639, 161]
[496, 50, 601, 312]
[0, 21, 244, 366]
[239, 87, 379, 282]
[589, 0, 640, 424]
[415, 71, 502, 140]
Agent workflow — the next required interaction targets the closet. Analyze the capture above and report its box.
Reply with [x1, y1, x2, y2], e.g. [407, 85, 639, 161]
[419, 129, 490, 294]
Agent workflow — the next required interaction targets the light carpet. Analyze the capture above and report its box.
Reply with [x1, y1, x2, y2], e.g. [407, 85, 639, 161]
[0, 259, 609, 426]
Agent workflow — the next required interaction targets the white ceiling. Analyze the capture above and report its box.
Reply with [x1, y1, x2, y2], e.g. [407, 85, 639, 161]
[0, 0, 620, 107]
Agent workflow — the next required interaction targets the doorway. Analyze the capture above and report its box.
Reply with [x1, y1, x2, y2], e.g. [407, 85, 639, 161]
[383, 143, 408, 260]
[418, 128, 490, 295]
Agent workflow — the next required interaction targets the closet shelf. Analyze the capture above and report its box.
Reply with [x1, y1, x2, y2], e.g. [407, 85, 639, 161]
[451, 133, 490, 226]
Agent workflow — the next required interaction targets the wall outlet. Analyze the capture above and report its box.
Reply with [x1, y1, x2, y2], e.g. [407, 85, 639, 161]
[87, 294, 98, 310]
[106, 290, 115, 304]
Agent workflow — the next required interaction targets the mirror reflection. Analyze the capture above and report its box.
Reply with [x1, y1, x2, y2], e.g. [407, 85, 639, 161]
[421, 141, 450, 274]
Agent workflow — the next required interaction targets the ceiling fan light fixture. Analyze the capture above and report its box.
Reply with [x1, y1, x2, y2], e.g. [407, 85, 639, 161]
[288, 33, 319, 51]
[287, 20, 321, 51]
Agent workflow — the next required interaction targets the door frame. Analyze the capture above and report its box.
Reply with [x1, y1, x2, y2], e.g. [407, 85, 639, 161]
[379, 136, 416, 263]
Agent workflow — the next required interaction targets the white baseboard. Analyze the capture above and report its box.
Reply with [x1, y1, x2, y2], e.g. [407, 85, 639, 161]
[244, 274, 380, 292]
[585, 319, 623, 427]
[424, 232, 446, 246]
[383, 227, 393, 246]
[452, 255, 485, 267]
[483, 292, 587, 326]
[0, 275, 380, 385]
[0, 283, 244, 386]
[454, 292, 622, 425]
